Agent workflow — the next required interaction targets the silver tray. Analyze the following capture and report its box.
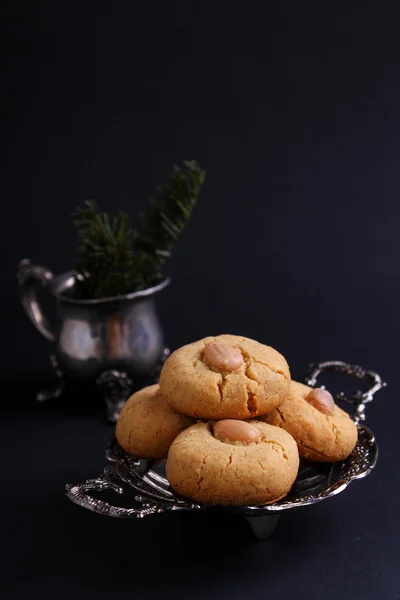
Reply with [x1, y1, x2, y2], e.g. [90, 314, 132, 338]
[66, 361, 386, 538]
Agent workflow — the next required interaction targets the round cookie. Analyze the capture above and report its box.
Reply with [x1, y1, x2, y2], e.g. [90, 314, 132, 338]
[159, 334, 291, 420]
[166, 420, 299, 505]
[262, 380, 358, 462]
[116, 384, 195, 459]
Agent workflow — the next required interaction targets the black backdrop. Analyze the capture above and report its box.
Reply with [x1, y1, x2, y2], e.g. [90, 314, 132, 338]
[2, 3, 400, 599]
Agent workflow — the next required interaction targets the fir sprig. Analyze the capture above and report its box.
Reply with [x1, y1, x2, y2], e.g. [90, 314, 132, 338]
[72, 161, 205, 299]
[133, 160, 205, 283]
[72, 201, 137, 298]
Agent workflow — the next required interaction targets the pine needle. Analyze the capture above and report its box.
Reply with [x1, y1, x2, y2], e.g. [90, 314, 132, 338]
[72, 161, 205, 299]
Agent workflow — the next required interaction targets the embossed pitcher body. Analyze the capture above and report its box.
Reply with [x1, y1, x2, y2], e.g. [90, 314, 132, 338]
[18, 259, 170, 420]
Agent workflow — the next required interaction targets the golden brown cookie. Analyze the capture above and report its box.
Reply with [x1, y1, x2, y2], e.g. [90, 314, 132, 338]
[262, 380, 358, 462]
[166, 420, 299, 505]
[115, 384, 195, 459]
[159, 334, 291, 420]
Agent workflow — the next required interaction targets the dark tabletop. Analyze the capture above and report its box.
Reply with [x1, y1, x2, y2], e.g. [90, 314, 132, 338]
[3, 2, 400, 599]
[2, 368, 399, 600]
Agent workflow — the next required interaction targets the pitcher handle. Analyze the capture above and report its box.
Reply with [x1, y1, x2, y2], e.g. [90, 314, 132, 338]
[17, 259, 55, 342]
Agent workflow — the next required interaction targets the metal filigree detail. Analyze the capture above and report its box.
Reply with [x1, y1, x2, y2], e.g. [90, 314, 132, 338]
[96, 370, 133, 423]
[66, 361, 384, 521]
[66, 424, 377, 519]
[306, 361, 387, 424]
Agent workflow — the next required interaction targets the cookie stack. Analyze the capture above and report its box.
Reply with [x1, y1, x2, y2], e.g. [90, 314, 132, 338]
[116, 334, 358, 506]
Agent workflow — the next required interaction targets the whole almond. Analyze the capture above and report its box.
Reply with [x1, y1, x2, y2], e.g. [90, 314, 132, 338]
[203, 342, 244, 372]
[213, 420, 261, 443]
[306, 388, 334, 416]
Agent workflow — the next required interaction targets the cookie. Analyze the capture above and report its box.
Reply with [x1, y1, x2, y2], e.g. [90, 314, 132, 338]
[262, 380, 358, 462]
[166, 420, 299, 505]
[115, 384, 195, 459]
[159, 334, 291, 420]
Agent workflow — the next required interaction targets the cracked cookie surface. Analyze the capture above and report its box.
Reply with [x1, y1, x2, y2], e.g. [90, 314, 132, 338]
[165, 421, 299, 505]
[116, 384, 195, 459]
[159, 334, 291, 419]
[262, 380, 358, 462]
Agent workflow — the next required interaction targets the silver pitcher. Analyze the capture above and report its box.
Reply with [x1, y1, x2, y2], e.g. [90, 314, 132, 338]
[18, 259, 170, 421]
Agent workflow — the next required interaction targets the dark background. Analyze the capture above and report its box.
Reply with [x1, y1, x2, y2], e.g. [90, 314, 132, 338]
[2, 2, 400, 599]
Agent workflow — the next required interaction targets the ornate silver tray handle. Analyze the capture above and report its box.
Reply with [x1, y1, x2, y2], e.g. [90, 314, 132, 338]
[66, 361, 386, 538]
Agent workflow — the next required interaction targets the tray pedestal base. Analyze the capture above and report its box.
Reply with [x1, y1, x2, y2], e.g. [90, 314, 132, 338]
[244, 515, 280, 540]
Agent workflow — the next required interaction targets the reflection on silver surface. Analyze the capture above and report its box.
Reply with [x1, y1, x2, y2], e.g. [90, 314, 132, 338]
[105, 314, 130, 360]
[59, 319, 103, 360]
[18, 259, 170, 419]
[18, 258, 170, 381]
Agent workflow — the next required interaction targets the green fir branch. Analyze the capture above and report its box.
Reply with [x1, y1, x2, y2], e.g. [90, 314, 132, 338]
[71, 161, 205, 299]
